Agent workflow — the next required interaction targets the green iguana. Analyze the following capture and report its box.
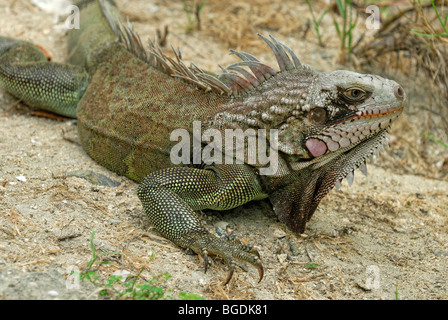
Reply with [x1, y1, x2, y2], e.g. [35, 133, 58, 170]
[0, 0, 405, 284]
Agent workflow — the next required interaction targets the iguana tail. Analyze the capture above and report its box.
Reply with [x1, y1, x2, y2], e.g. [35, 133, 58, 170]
[68, 0, 122, 72]
[0, 35, 89, 118]
[0, 0, 120, 118]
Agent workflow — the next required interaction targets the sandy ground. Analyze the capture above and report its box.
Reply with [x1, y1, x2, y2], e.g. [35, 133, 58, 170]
[0, 0, 447, 300]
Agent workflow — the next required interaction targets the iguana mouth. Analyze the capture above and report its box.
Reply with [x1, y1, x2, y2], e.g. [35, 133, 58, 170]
[305, 103, 404, 158]
[347, 104, 404, 121]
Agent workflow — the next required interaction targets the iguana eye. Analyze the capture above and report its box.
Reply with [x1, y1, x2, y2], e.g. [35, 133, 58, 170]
[310, 107, 327, 125]
[344, 88, 365, 100]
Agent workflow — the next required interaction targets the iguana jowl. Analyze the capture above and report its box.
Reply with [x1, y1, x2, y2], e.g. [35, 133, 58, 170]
[0, 0, 405, 284]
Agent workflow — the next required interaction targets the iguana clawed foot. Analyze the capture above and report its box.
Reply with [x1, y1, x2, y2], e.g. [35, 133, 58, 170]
[186, 232, 264, 285]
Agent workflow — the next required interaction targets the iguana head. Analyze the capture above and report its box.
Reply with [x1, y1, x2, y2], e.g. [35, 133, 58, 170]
[265, 68, 405, 233]
[299, 70, 405, 160]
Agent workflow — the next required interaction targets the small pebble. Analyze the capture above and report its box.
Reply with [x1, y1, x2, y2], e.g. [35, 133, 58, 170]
[272, 228, 286, 239]
[48, 290, 59, 297]
[16, 175, 27, 182]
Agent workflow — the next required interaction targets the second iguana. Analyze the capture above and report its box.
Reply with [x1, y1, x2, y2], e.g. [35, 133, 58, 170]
[0, 0, 405, 284]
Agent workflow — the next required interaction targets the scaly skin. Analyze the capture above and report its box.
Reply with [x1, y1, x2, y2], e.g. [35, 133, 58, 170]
[0, 0, 405, 284]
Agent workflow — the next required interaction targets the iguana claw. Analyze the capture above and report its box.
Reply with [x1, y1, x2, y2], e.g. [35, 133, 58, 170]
[188, 234, 264, 285]
[222, 255, 264, 285]
[223, 263, 235, 285]
[202, 249, 209, 274]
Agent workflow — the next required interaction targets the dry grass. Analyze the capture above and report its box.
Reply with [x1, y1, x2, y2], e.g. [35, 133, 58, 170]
[199, 0, 310, 50]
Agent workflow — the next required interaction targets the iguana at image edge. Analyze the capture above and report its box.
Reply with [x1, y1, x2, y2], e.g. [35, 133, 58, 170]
[0, 0, 405, 284]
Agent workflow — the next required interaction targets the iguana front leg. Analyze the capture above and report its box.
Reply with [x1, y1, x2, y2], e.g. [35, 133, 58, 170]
[0, 37, 88, 118]
[137, 164, 267, 284]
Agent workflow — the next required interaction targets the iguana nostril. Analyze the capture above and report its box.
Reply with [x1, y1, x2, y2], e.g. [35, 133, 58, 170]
[394, 85, 404, 100]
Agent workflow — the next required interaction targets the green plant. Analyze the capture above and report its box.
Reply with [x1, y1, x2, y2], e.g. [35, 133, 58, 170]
[394, 283, 399, 300]
[305, 262, 319, 269]
[99, 269, 205, 300]
[422, 132, 448, 149]
[305, 0, 330, 47]
[182, 0, 207, 32]
[73, 231, 203, 300]
[412, 0, 448, 40]
[74, 231, 120, 284]
[332, 0, 357, 65]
